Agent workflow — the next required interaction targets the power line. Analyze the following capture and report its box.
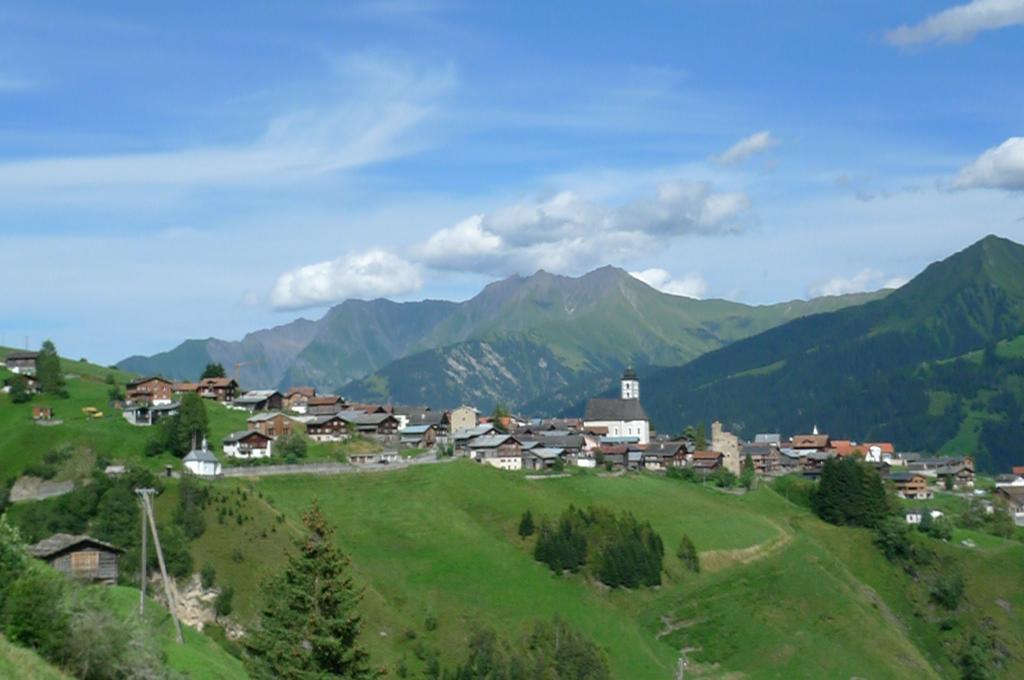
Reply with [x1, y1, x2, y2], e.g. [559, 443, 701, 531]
[135, 488, 184, 644]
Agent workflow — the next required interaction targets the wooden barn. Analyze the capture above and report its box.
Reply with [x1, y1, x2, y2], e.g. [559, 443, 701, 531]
[28, 534, 122, 584]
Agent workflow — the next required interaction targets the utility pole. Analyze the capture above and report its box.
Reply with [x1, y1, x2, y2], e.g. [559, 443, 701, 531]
[135, 488, 184, 644]
[139, 495, 148, 615]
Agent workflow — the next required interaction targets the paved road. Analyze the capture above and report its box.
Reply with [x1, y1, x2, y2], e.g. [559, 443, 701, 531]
[220, 453, 451, 478]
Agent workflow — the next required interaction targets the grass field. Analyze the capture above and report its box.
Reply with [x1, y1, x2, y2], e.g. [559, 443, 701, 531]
[0, 348, 251, 479]
[0, 635, 68, 679]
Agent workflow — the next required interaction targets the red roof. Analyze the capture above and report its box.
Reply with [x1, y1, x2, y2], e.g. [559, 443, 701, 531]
[286, 387, 316, 398]
[1013, 466, 1024, 475]
[830, 440, 856, 457]
[691, 450, 723, 460]
[865, 442, 895, 454]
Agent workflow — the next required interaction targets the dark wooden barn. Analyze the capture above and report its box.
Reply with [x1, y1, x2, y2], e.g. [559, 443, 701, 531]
[28, 534, 122, 584]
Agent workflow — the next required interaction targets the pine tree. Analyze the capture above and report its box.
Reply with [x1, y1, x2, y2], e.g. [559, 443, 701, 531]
[677, 534, 700, 573]
[740, 453, 756, 489]
[169, 392, 209, 457]
[518, 510, 535, 539]
[200, 362, 227, 379]
[36, 340, 67, 398]
[245, 501, 374, 679]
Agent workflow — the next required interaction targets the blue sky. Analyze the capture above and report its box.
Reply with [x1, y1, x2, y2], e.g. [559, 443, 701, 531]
[2, 0, 1024, 363]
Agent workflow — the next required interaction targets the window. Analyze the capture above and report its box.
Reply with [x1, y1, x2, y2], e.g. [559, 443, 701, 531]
[70, 550, 99, 574]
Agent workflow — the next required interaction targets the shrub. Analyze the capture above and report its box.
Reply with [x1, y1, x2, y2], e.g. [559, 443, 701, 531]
[1, 568, 69, 660]
[215, 585, 234, 617]
[201, 563, 217, 589]
[930, 571, 966, 611]
[677, 534, 700, 573]
[517, 510, 535, 538]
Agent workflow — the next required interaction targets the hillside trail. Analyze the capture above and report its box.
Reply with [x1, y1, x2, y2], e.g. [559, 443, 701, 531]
[698, 515, 795, 573]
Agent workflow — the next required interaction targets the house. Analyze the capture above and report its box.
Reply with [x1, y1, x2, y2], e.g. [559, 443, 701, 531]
[995, 474, 1024, 488]
[1013, 466, 1024, 476]
[232, 390, 284, 413]
[183, 440, 222, 476]
[28, 534, 121, 584]
[126, 376, 174, 405]
[691, 450, 724, 472]
[400, 424, 437, 449]
[642, 442, 687, 471]
[801, 451, 834, 479]
[4, 350, 39, 375]
[711, 421, 742, 475]
[450, 405, 478, 432]
[349, 451, 400, 465]
[305, 414, 351, 442]
[741, 442, 781, 475]
[790, 431, 831, 452]
[935, 461, 975, 488]
[863, 442, 895, 463]
[32, 406, 54, 421]
[995, 486, 1024, 519]
[247, 412, 294, 438]
[469, 434, 523, 462]
[452, 424, 499, 454]
[306, 395, 346, 416]
[904, 509, 944, 525]
[284, 387, 316, 413]
[122, 401, 180, 426]
[173, 382, 199, 394]
[583, 369, 650, 445]
[3, 372, 40, 395]
[889, 471, 932, 500]
[222, 430, 273, 459]
[197, 377, 238, 402]
[343, 412, 400, 438]
[522, 447, 564, 471]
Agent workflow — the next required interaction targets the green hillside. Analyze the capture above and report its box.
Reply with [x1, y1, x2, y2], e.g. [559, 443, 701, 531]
[0, 635, 69, 679]
[118, 267, 884, 411]
[642, 235, 1024, 472]
[222, 462, 1022, 678]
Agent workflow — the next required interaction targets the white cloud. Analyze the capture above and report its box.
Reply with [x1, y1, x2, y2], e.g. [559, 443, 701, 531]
[0, 55, 454, 196]
[885, 0, 1024, 46]
[416, 179, 750, 275]
[810, 269, 908, 297]
[953, 137, 1024, 190]
[630, 269, 709, 299]
[270, 250, 423, 310]
[714, 131, 778, 165]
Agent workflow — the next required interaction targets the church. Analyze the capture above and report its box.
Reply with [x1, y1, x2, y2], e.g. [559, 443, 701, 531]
[583, 367, 650, 445]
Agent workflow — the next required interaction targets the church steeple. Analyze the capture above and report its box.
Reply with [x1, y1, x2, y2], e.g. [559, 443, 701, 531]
[621, 366, 639, 400]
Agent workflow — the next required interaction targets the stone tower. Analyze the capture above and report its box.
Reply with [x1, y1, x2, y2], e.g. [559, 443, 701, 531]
[711, 421, 741, 476]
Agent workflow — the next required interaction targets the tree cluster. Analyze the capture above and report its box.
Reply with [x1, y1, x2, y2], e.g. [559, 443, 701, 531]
[812, 457, 892, 528]
[533, 505, 664, 588]
[36, 340, 68, 398]
[200, 362, 227, 379]
[441, 616, 610, 680]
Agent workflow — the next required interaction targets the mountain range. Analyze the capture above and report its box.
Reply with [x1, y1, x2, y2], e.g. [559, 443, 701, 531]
[638, 234, 1024, 472]
[118, 267, 885, 411]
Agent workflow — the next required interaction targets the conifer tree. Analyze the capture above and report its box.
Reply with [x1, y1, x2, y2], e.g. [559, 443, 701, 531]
[36, 340, 67, 398]
[200, 362, 227, 379]
[677, 534, 700, 573]
[8, 374, 31, 403]
[740, 453, 756, 489]
[518, 510, 535, 539]
[245, 501, 373, 679]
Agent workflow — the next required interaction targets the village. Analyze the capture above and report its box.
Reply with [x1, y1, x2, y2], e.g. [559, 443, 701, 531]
[8, 350, 1021, 534]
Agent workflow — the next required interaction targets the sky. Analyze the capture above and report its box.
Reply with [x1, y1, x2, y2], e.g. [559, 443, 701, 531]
[2, 0, 1024, 364]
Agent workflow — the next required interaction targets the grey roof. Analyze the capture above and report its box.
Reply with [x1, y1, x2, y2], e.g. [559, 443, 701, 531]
[401, 424, 435, 434]
[520, 433, 585, 449]
[5, 351, 38, 360]
[151, 401, 181, 413]
[346, 413, 394, 426]
[184, 446, 220, 464]
[29, 533, 121, 558]
[223, 430, 270, 443]
[234, 390, 280, 404]
[453, 424, 497, 440]
[469, 434, 518, 449]
[529, 447, 564, 459]
[247, 411, 286, 422]
[584, 398, 648, 422]
[754, 433, 781, 445]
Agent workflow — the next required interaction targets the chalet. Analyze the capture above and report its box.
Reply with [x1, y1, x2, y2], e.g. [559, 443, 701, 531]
[691, 450, 724, 472]
[995, 486, 1024, 519]
[399, 424, 437, 449]
[349, 451, 400, 465]
[197, 377, 238, 402]
[741, 442, 781, 475]
[889, 471, 932, 500]
[396, 407, 450, 439]
[935, 461, 975, 489]
[469, 434, 522, 462]
[232, 390, 284, 413]
[583, 369, 650, 445]
[346, 402, 388, 414]
[801, 451, 834, 479]
[790, 432, 831, 452]
[4, 350, 38, 375]
[123, 401, 180, 426]
[863, 442, 895, 463]
[247, 411, 294, 438]
[183, 440, 222, 476]
[2, 372, 39, 395]
[28, 534, 121, 584]
[284, 387, 317, 413]
[642, 442, 687, 471]
[307, 395, 346, 416]
[343, 412, 400, 438]
[126, 376, 174, 405]
[173, 382, 199, 394]
[32, 406, 54, 421]
[306, 415, 350, 442]
[523, 447, 564, 471]
[453, 424, 499, 451]
[223, 430, 273, 459]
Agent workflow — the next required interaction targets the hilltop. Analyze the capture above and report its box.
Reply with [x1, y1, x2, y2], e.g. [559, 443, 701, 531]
[641, 234, 1024, 472]
[119, 267, 886, 411]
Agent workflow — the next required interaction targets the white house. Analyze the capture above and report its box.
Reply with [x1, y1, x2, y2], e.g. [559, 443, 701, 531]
[222, 430, 273, 459]
[483, 454, 522, 471]
[183, 440, 222, 477]
[583, 368, 650, 445]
